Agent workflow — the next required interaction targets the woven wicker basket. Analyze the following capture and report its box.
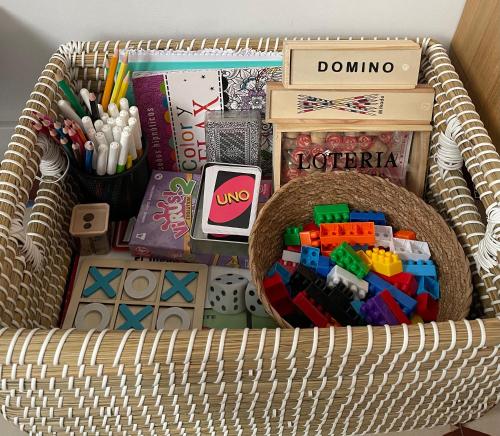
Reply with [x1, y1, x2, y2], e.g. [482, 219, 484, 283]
[249, 171, 472, 327]
[0, 37, 499, 435]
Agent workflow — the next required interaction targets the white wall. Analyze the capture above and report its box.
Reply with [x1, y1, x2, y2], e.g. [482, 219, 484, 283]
[0, 0, 465, 149]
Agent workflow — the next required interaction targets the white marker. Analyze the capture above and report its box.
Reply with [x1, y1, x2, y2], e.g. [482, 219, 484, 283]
[119, 97, 130, 111]
[57, 100, 83, 128]
[79, 88, 91, 113]
[107, 142, 120, 175]
[121, 128, 137, 160]
[94, 119, 104, 132]
[108, 102, 119, 119]
[96, 144, 109, 176]
[112, 125, 122, 143]
[101, 124, 114, 145]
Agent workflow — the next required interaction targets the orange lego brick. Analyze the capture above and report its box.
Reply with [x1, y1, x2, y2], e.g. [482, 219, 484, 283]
[356, 250, 373, 268]
[394, 230, 416, 240]
[319, 222, 375, 247]
[299, 230, 320, 247]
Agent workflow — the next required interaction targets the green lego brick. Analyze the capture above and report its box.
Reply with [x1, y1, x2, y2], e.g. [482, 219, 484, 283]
[203, 309, 249, 329]
[330, 242, 369, 279]
[314, 204, 350, 225]
[251, 314, 279, 328]
[283, 225, 303, 246]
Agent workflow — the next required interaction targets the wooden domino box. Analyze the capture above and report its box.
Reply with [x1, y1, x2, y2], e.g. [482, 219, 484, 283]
[62, 258, 208, 330]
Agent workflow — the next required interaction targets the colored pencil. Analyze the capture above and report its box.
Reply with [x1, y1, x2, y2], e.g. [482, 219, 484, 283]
[110, 51, 128, 105]
[55, 72, 86, 118]
[115, 71, 130, 103]
[101, 47, 119, 111]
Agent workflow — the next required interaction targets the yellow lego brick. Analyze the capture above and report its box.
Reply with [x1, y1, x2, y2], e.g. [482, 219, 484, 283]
[411, 314, 424, 324]
[356, 250, 373, 268]
[365, 247, 403, 277]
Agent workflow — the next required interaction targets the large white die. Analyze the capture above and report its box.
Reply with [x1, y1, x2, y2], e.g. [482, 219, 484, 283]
[207, 273, 248, 314]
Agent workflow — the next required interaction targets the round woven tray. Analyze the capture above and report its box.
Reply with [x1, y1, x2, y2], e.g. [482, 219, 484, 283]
[249, 172, 472, 327]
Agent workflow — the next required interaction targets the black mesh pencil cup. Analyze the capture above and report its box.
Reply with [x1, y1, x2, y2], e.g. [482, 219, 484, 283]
[70, 143, 150, 221]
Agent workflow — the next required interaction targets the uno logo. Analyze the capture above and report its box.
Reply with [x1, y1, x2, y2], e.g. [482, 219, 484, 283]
[209, 175, 254, 224]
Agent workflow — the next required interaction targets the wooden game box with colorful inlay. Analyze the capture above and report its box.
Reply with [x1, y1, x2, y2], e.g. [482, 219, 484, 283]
[62, 258, 208, 330]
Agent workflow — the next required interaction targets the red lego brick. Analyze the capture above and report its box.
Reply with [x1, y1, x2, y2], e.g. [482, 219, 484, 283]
[416, 292, 439, 322]
[303, 222, 320, 233]
[263, 273, 296, 317]
[278, 259, 298, 275]
[379, 290, 410, 324]
[286, 245, 301, 253]
[375, 272, 417, 296]
[292, 291, 338, 327]
[394, 230, 416, 240]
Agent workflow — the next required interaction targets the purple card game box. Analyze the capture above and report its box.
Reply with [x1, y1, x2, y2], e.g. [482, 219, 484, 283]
[129, 171, 249, 266]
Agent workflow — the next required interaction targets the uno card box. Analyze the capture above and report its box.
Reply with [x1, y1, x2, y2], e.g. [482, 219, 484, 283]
[201, 164, 261, 236]
[129, 171, 206, 261]
[190, 163, 262, 256]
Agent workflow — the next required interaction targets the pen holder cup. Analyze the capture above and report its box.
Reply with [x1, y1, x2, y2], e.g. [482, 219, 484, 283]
[70, 143, 150, 221]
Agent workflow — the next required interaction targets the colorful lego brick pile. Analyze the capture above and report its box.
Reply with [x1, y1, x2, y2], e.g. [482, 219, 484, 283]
[264, 204, 440, 327]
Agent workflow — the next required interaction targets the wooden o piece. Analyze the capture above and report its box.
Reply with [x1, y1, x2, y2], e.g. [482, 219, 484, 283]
[74, 303, 110, 330]
[156, 307, 191, 330]
[124, 269, 157, 299]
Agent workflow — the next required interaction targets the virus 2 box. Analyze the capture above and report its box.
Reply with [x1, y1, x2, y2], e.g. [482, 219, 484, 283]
[129, 171, 203, 261]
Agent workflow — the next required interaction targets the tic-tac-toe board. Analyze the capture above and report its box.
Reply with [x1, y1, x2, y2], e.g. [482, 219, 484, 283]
[63, 258, 208, 331]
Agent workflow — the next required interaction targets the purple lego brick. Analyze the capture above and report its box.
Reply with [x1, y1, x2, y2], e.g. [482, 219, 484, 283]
[361, 293, 399, 326]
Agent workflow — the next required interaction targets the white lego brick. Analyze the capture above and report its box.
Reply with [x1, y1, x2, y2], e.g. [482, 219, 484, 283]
[282, 249, 301, 264]
[394, 238, 431, 261]
[374, 225, 395, 251]
[326, 265, 369, 299]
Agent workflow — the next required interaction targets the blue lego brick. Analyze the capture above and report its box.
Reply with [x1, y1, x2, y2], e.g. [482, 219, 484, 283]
[267, 262, 292, 285]
[350, 210, 386, 226]
[365, 272, 417, 316]
[403, 260, 437, 278]
[417, 276, 440, 299]
[300, 246, 320, 271]
[316, 255, 333, 278]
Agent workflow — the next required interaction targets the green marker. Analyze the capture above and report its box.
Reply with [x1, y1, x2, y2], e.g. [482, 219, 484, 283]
[116, 142, 128, 173]
[55, 71, 86, 118]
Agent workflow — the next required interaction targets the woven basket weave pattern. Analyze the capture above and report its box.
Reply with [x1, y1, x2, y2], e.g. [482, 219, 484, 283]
[0, 37, 498, 435]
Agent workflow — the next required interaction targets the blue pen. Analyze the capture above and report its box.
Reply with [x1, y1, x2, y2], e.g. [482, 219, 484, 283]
[84, 141, 94, 174]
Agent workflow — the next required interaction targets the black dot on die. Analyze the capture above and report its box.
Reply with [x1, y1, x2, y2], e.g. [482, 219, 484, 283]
[250, 305, 256, 311]
[257, 299, 261, 304]
[227, 282, 233, 285]
[234, 297, 238, 302]
[221, 305, 226, 311]
[210, 286, 214, 292]
[210, 300, 214, 307]
[233, 290, 238, 295]
[238, 277, 245, 280]
[215, 277, 221, 281]
[227, 273, 233, 276]
[221, 290, 226, 296]
[249, 290, 255, 296]
[234, 305, 238, 310]
[216, 296, 220, 301]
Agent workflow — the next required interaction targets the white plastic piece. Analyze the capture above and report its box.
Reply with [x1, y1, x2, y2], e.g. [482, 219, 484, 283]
[374, 225, 395, 251]
[326, 265, 368, 299]
[123, 269, 158, 299]
[281, 250, 300, 264]
[74, 303, 111, 330]
[156, 307, 191, 330]
[393, 238, 431, 261]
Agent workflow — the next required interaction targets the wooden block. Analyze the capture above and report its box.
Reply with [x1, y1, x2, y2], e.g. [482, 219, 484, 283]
[266, 82, 434, 124]
[70, 203, 110, 255]
[63, 258, 208, 330]
[272, 123, 431, 197]
[282, 40, 421, 89]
